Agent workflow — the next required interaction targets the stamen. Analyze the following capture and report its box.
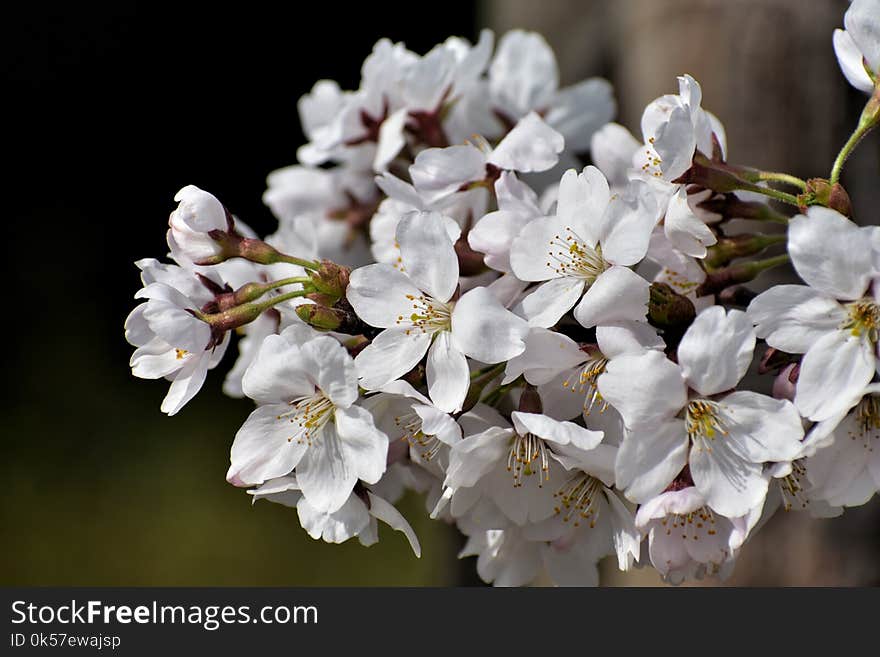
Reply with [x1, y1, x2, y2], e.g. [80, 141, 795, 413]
[395, 294, 453, 335]
[849, 394, 880, 452]
[661, 506, 719, 539]
[507, 433, 550, 488]
[842, 299, 880, 343]
[686, 400, 729, 450]
[394, 411, 442, 461]
[275, 391, 335, 446]
[561, 355, 609, 415]
[779, 459, 809, 511]
[553, 473, 603, 528]
[545, 227, 608, 282]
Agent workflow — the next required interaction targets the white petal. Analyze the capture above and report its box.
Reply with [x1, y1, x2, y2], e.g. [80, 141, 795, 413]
[509, 215, 566, 282]
[520, 277, 586, 328]
[347, 263, 424, 328]
[590, 122, 640, 187]
[678, 306, 755, 396]
[788, 207, 875, 300]
[296, 335, 358, 408]
[130, 338, 181, 379]
[605, 489, 641, 570]
[664, 186, 716, 258]
[595, 321, 664, 358]
[241, 333, 313, 404]
[720, 391, 805, 462]
[545, 78, 615, 151]
[426, 331, 470, 413]
[833, 28, 875, 93]
[504, 327, 585, 386]
[689, 437, 770, 518]
[615, 420, 689, 502]
[573, 266, 649, 328]
[556, 166, 610, 233]
[452, 286, 528, 363]
[297, 423, 357, 514]
[227, 403, 310, 486]
[598, 351, 687, 428]
[410, 144, 486, 205]
[597, 178, 659, 266]
[746, 284, 845, 353]
[397, 211, 459, 301]
[373, 108, 408, 172]
[367, 492, 422, 557]
[413, 402, 462, 445]
[489, 30, 557, 116]
[654, 105, 697, 181]
[296, 493, 370, 543]
[796, 329, 875, 422]
[845, 0, 880, 74]
[511, 411, 602, 448]
[161, 351, 211, 416]
[355, 328, 433, 390]
[445, 427, 512, 489]
[140, 296, 210, 353]
[488, 112, 564, 173]
[335, 405, 389, 485]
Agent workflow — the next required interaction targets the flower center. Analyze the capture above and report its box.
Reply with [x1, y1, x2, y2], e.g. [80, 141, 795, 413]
[546, 227, 608, 282]
[659, 506, 719, 539]
[639, 137, 664, 178]
[396, 293, 453, 335]
[842, 299, 880, 342]
[685, 399, 728, 446]
[779, 459, 809, 511]
[561, 355, 609, 415]
[849, 394, 880, 451]
[507, 433, 550, 488]
[277, 391, 335, 446]
[553, 473, 603, 528]
[394, 410, 441, 461]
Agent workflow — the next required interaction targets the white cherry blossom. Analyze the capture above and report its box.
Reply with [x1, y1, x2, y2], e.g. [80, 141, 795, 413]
[599, 306, 804, 516]
[833, 0, 880, 93]
[125, 258, 227, 416]
[509, 166, 658, 328]
[227, 326, 388, 514]
[347, 211, 528, 412]
[747, 207, 880, 422]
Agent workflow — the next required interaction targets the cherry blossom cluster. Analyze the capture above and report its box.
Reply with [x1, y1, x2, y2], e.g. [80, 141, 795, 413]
[125, 0, 880, 586]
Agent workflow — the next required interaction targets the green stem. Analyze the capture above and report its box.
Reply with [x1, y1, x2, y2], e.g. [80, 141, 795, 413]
[736, 181, 800, 207]
[755, 171, 807, 190]
[830, 87, 880, 184]
[264, 276, 313, 292]
[251, 289, 310, 313]
[482, 378, 523, 407]
[747, 253, 790, 275]
[276, 254, 321, 270]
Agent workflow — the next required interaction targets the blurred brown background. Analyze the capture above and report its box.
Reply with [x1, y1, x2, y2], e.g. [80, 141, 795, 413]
[3, 1, 878, 586]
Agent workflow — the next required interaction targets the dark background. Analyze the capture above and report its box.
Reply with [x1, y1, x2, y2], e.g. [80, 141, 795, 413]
[3, 2, 478, 585]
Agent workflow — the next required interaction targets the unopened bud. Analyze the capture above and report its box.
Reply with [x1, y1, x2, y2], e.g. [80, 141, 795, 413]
[648, 283, 696, 328]
[704, 234, 786, 269]
[772, 363, 799, 402]
[517, 385, 543, 414]
[673, 151, 757, 194]
[308, 260, 351, 301]
[296, 303, 345, 331]
[797, 178, 852, 216]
